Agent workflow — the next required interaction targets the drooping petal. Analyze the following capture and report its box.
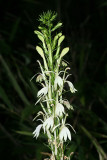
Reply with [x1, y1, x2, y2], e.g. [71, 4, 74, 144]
[66, 127, 71, 141]
[36, 74, 43, 82]
[37, 86, 48, 97]
[62, 100, 71, 109]
[43, 117, 54, 131]
[54, 75, 63, 88]
[55, 103, 64, 116]
[62, 100, 74, 110]
[66, 81, 77, 93]
[33, 124, 42, 139]
[59, 126, 71, 142]
[63, 127, 67, 141]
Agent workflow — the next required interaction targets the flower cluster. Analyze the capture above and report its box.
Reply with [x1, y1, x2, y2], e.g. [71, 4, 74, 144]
[32, 11, 77, 160]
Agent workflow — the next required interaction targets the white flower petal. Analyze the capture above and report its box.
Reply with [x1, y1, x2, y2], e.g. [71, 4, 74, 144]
[55, 103, 64, 117]
[62, 100, 74, 110]
[66, 127, 71, 140]
[62, 100, 70, 109]
[36, 74, 43, 82]
[43, 117, 54, 131]
[33, 124, 42, 139]
[63, 128, 67, 141]
[64, 134, 67, 141]
[37, 86, 48, 97]
[66, 81, 77, 93]
[59, 126, 71, 142]
[55, 76, 63, 88]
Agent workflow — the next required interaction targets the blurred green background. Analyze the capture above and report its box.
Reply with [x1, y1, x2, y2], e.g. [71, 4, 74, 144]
[0, 0, 107, 159]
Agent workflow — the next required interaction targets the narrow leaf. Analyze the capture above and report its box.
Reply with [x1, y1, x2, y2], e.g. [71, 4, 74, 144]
[15, 130, 32, 136]
[0, 55, 30, 106]
[0, 85, 14, 110]
[80, 125, 107, 159]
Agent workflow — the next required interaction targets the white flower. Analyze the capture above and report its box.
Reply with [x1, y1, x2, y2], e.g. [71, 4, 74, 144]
[59, 125, 71, 141]
[62, 100, 74, 110]
[54, 75, 63, 88]
[66, 81, 77, 93]
[37, 86, 48, 97]
[43, 116, 54, 131]
[36, 74, 43, 82]
[62, 61, 68, 67]
[62, 100, 71, 109]
[33, 124, 42, 139]
[55, 103, 65, 116]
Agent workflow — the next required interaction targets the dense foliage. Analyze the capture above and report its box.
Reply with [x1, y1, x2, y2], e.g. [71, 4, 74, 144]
[0, 0, 107, 159]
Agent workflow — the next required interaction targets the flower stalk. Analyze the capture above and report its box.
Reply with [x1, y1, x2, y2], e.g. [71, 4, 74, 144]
[33, 10, 77, 160]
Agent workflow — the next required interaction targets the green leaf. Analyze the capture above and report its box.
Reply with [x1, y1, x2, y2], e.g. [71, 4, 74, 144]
[80, 125, 107, 159]
[66, 143, 77, 159]
[9, 17, 21, 42]
[15, 130, 32, 136]
[29, 81, 38, 98]
[21, 104, 36, 121]
[0, 85, 14, 110]
[0, 55, 30, 106]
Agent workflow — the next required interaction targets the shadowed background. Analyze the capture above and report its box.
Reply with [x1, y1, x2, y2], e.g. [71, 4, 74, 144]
[0, 0, 107, 159]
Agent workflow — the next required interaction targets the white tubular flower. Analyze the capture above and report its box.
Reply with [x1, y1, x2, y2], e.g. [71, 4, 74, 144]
[37, 86, 48, 97]
[59, 125, 71, 141]
[66, 81, 77, 93]
[54, 75, 63, 88]
[43, 116, 54, 131]
[55, 103, 65, 116]
[33, 124, 42, 139]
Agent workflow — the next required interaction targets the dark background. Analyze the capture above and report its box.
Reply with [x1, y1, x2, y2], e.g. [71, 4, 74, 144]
[0, 0, 107, 159]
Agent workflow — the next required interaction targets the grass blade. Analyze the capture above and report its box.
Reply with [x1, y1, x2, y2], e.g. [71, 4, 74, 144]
[0, 55, 30, 106]
[0, 85, 14, 110]
[80, 125, 107, 160]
